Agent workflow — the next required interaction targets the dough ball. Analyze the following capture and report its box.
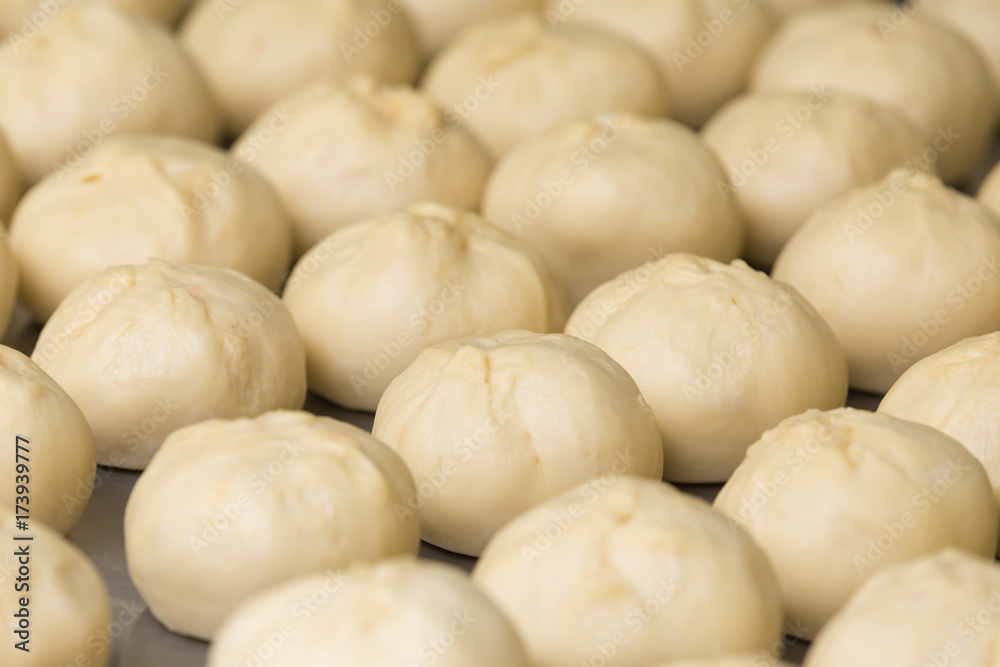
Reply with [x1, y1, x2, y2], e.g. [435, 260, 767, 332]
[979, 160, 1000, 217]
[31, 260, 307, 470]
[483, 113, 745, 303]
[180, 0, 420, 136]
[283, 203, 570, 411]
[0, 346, 94, 535]
[0, 0, 195, 30]
[0, 130, 21, 225]
[372, 330, 664, 556]
[566, 253, 848, 483]
[750, 5, 997, 183]
[400, 0, 542, 59]
[472, 476, 784, 666]
[879, 332, 1000, 555]
[10, 136, 293, 323]
[772, 169, 1000, 393]
[806, 549, 1000, 667]
[421, 12, 668, 159]
[759, 0, 886, 21]
[208, 559, 532, 667]
[922, 0, 1000, 103]
[125, 411, 420, 640]
[546, 0, 773, 128]
[702, 91, 926, 267]
[0, 230, 16, 337]
[714, 408, 998, 639]
[233, 77, 493, 255]
[0, 4, 221, 185]
[0, 511, 111, 667]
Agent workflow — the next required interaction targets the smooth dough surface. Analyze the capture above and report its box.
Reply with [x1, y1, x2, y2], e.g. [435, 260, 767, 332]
[483, 113, 745, 303]
[233, 77, 493, 255]
[372, 330, 663, 556]
[879, 332, 1000, 555]
[702, 91, 927, 267]
[283, 203, 570, 411]
[0, 346, 94, 535]
[759, 0, 886, 20]
[10, 135, 292, 322]
[547, 0, 773, 127]
[750, 5, 997, 183]
[0, 230, 16, 337]
[806, 550, 1000, 667]
[921, 0, 1000, 103]
[980, 160, 1000, 217]
[400, 0, 542, 58]
[0, 0, 196, 30]
[421, 12, 668, 159]
[209, 559, 532, 667]
[125, 411, 420, 640]
[31, 260, 307, 470]
[566, 253, 848, 483]
[472, 476, 784, 667]
[714, 408, 998, 639]
[772, 169, 1000, 393]
[0, 511, 111, 667]
[181, 0, 420, 135]
[0, 4, 220, 184]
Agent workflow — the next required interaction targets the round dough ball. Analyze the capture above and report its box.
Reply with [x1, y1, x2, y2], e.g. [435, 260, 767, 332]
[879, 332, 1000, 555]
[233, 77, 493, 255]
[922, 0, 1000, 104]
[0, 130, 22, 225]
[0, 4, 221, 185]
[0, 512, 112, 666]
[806, 549, 1000, 667]
[180, 0, 420, 136]
[714, 408, 998, 639]
[283, 203, 570, 411]
[702, 91, 926, 267]
[125, 411, 420, 640]
[473, 476, 784, 666]
[10, 136, 293, 323]
[31, 260, 307, 470]
[750, 5, 997, 183]
[401, 0, 541, 59]
[372, 331, 663, 556]
[0, 0, 195, 30]
[421, 12, 668, 159]
[546, 0, 773, 128]
[979, 160, 1000, 217]
[759, 0, 886, 21]
[0, 230, 17, 337]
[772, 169, 1000, 393]
[0, 346, 94, 535]
[566, 253, 848, 483]
[209, 559, 532, 667]
[483, 113, 745, 303]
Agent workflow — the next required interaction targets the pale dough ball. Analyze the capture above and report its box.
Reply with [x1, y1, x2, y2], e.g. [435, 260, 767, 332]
[421, 12, 668, 159]
[0, 0, 195, 31]
[751, 5, 997, 183]
[546, 0, 773, 128]
[0, 230, 16, 337]
[181, 0, 420, 136]
[879, 332, 1000, 556]
[473, 476, 784, 667]
[483, 113, 745, 303]
[372, 330, 663, 556]
[400, 0, 542, 59]
[10, 136, 293, 323]
[772, 169, 1000, 394]
[284, 203, 570, 411]
[0, 4, 221, 185]
[0, 346, 94, 535]
[209, 559, 532, 667]
[566, 253, 848, 483]
[806, 550, 1000, 667]
[125, 411, 420, 640]
[759, 0, 886, 21]
[922, 0, 1000, 103]
[0, 130, 21, 225]
[980, 160, 1000, 217]
[702, 91, 926, 267]
[714, 408, 998, 639]
[31, 260, 307, 470]
[233, 77, 493, 255]
[0, 511, 111, 667]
